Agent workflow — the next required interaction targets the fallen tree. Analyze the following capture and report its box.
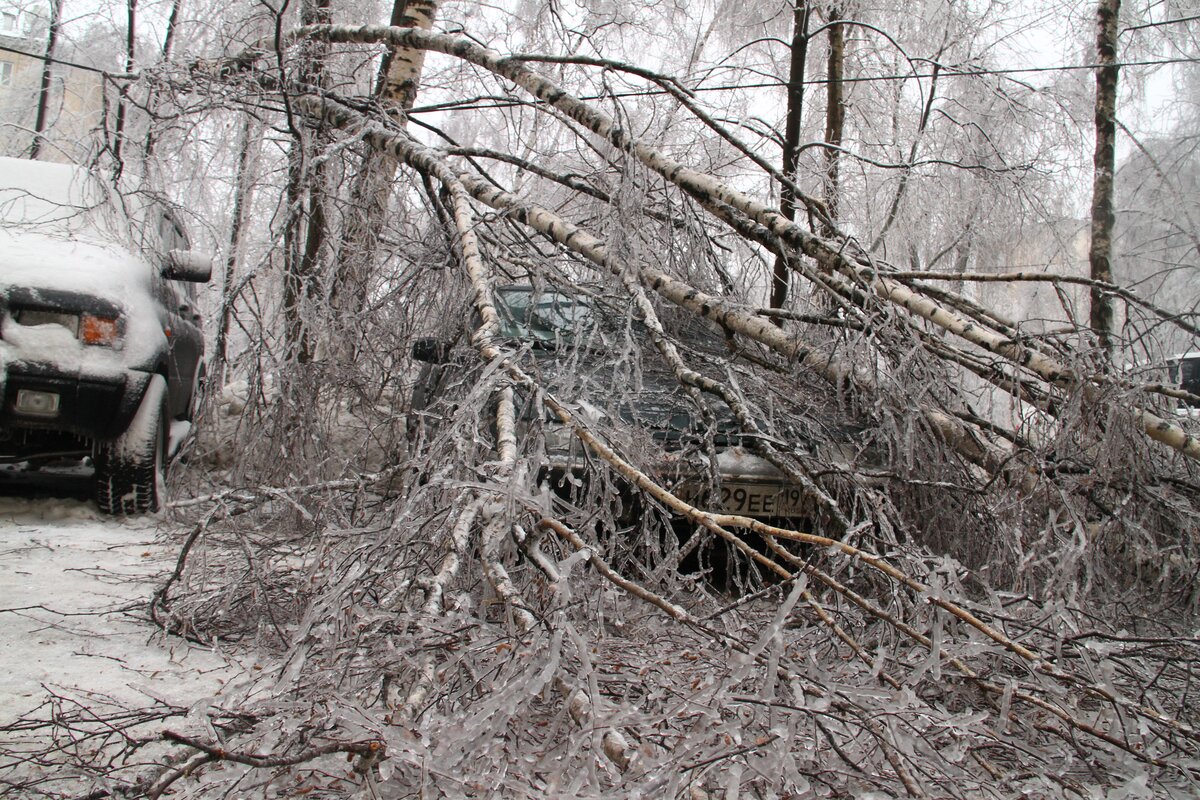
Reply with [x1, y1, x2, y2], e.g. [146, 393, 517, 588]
[4, 12, 1200, 799]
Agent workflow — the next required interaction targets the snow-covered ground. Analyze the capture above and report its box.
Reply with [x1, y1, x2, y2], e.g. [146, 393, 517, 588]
[0, 492, 237, 734]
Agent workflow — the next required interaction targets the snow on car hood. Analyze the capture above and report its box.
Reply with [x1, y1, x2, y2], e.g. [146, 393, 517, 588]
[0, 226, 167, 376]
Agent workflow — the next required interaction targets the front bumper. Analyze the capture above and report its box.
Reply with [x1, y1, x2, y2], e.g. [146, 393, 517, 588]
[0, 367, 150, 459]
[542, 425, 806, 519]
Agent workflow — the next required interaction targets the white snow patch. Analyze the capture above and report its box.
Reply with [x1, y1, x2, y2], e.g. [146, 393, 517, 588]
[216, 377, 277, 417]
[169, 419, 193, 456]
[0, 497, 240, 725]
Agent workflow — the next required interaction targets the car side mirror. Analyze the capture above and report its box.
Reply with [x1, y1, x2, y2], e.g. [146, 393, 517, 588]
[412, 338, 449, 364]
[163, 249, 214, 283]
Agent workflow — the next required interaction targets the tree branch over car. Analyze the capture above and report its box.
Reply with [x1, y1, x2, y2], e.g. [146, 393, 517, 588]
[5, 3, 1200, 797]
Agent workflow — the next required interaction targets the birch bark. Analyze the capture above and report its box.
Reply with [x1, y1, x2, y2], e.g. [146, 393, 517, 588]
[333, 1, 438, 320]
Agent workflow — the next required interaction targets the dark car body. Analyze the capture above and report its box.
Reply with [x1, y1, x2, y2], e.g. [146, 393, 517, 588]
[0, 157, 211, 512]
[410, 285, 810, 519]
[1168, 352, 1200, 413]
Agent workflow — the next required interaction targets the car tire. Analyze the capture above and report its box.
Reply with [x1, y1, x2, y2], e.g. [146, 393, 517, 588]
[94, 374, 168, 515]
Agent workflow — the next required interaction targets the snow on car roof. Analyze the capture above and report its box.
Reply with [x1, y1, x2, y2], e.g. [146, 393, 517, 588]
[0, 157, 112, 226]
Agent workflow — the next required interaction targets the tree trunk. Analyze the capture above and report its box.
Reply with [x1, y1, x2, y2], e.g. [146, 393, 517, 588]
[870, 62, 941, 255]
[769, 1, 810, 312]
[332, 0, 438, 322]
[376, 0, 437, 115]
[822, 3, 845, 236]
[112, 0, 136, 171]
[282, 0, 333, 365]
[214, 116, 261, 381]
[1089, 0, 1120, 359]
[29, 0, 61, 159]
[143, 0, 181, 161]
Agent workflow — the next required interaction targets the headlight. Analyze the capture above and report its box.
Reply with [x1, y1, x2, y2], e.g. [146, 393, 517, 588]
[14, 389, 61, 417]
[15, 309, 122, 347]
[16, 309, 80, 336]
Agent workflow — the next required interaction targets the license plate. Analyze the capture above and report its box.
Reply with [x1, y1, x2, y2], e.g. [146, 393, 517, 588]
[680, 482, 806, 518]
[720, 483, 806, 517]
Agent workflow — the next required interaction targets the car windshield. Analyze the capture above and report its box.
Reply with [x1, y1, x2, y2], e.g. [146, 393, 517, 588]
[496, 287, 595, 345]
[1169, 354, 1200, 408]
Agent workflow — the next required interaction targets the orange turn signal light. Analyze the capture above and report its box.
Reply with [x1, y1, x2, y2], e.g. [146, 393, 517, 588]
[80, 314, 120, 346]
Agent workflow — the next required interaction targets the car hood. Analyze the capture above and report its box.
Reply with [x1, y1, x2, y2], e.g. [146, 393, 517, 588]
[0, 227, 152, 298]
[0, 228, 167, 375]
[522, 344, 751, 447]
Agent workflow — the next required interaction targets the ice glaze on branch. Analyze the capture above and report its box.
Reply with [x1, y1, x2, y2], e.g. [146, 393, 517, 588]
[295, 93, 1024, 485]
[285, 24, 1200, 463]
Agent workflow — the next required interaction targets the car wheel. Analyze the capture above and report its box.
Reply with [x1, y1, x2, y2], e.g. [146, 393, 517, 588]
[94, 374, 168, 515]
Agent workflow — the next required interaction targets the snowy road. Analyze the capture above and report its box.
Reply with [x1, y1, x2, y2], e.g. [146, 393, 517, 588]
[0, 494, 234, 727]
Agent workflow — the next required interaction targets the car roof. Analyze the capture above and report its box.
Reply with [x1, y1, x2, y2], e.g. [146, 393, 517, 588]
[0, 157, 109, 223]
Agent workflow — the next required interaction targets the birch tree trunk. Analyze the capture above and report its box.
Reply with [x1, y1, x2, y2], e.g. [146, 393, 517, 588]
[375, 0, 437, 116]
[1089, 0, 1121, 360]
[332, 0, 437, 321]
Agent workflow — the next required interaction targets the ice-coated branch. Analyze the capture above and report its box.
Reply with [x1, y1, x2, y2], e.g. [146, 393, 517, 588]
[285, 23, 1200, 462]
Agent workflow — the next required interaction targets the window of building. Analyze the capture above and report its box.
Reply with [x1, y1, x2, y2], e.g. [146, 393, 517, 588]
[0, 61, 12, 87]
[0, 12, 17, 34]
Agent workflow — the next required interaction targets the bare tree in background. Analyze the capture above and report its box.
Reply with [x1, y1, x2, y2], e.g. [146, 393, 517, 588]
[821, 2, 845, 235]
[28, 0, 60, 159]
[213, 114, 261, 379]
[334, 0, 437, 327]
[1090, 0, 1121, 359]
[280, 0, 333, 366]
[110, 0, 136, 170]
[141, 0, 181, 161]
[769, 0, 809, 311]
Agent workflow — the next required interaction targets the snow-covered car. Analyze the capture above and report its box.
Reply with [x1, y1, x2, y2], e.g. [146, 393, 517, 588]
[0, 157, 212, 514]
[410, 285, 810, 519]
